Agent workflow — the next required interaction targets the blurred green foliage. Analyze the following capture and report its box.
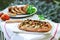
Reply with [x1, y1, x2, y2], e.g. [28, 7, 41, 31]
[0, 0, 60, 23]
[55, 0, 60, 2]
[0, 0, 14, 10]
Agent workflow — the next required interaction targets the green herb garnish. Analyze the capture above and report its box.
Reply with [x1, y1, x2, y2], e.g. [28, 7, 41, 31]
[38, 15, 45, 20]
[27, 5, 37, 14]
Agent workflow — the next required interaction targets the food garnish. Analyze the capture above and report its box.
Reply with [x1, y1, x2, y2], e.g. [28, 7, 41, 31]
[1, 14, 10, 21]
[38, 15, 45, 20]
[27, 5, 37, 14]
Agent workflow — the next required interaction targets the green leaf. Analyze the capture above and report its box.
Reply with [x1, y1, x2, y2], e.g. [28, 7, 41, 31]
[27, 5, 36, 14]
[38, 15, 45, 20]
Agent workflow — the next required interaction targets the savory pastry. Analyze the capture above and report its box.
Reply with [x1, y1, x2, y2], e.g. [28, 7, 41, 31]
[14, 6, 20, 13]
[8, 12, 16, 16]
[18, 19, 52, 32]
[11, 7, 17, 14]
[18, 7, 26, 14]
[8, 7, 17, 14]
[22, 4, 28, 13]
[8, 7, 13, 13]
[8, 4, 28, 15]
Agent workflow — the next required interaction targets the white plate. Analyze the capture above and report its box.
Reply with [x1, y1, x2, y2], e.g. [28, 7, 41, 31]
[2, 5, 37, 18]
[3, 19, 54, 35]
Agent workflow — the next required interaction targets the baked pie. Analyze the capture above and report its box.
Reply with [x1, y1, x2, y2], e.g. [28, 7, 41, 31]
[18, 19, 52, 32]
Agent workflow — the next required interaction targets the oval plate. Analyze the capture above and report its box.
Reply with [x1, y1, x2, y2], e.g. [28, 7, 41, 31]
[2, 5, 37, 18]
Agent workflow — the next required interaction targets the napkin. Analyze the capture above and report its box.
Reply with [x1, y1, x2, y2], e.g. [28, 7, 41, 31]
[0, 15, 59, 40]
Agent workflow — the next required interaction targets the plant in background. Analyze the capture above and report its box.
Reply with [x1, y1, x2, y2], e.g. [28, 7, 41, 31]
[0, 0, 60, 23]
[34, 1, 60, 23]
[0, 0, 14, 10]
[45, 2, 60, 23]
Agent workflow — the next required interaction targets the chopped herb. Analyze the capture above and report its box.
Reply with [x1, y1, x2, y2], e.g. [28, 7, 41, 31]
[27, 5, 37, 14]
[38, 15, 45, 20]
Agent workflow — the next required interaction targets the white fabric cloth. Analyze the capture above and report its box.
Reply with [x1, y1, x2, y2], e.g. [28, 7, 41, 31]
[0, 14, 60, 40]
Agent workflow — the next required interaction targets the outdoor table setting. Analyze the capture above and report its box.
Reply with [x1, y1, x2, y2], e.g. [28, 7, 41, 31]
[0, 0, 60, 40]
[0, 13, 60, 40]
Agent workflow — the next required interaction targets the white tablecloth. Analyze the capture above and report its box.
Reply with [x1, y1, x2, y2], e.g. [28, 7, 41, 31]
[0, 14, 60, 40]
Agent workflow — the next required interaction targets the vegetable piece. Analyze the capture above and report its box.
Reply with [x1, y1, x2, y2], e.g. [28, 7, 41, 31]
[1, 14, 10, 21]
[38, 15, 45, 20]
[27, 5, 36, 14]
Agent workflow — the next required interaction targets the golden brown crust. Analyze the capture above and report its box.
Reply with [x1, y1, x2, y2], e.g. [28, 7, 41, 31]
[8, 4, 28, 15]
[18, 19, 52, 32]
[14, 6, 20, 13]
[18, 7, 26, 14]
[8, 12, 16, 16]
